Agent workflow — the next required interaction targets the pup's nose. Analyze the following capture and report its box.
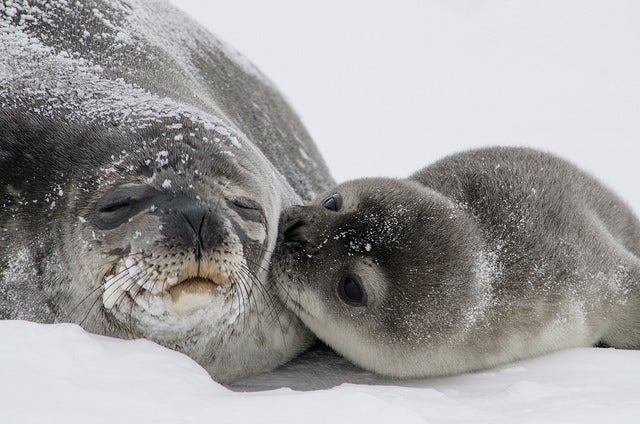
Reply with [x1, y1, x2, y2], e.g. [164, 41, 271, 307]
[278, 213, 308, 255]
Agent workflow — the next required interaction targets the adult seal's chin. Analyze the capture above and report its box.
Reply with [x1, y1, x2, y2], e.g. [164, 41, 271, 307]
[0, 0, 330, 382]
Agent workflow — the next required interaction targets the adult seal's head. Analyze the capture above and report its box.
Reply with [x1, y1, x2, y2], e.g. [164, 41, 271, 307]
[275, 147, 640, 379]
[0, 1, 333, 383]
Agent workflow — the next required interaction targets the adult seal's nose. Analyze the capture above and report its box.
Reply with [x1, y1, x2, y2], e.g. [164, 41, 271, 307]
[159, 199, 226, 259]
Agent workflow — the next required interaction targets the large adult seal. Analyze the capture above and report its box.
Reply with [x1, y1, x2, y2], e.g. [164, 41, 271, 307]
[276, 147, 640, 379]
[0, 0, 334, 383]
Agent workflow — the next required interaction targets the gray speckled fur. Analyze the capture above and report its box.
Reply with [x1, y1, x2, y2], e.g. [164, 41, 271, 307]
[276, 147, 640, 379]
[0, 0, 333, 383]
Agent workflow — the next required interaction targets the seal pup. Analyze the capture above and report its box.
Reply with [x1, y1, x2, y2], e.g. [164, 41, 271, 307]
[275, 147, 640, 378]
[0, 1, 333, 383]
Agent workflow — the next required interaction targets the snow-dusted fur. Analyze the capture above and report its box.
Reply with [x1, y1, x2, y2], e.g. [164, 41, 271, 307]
[276, 147, 640, 378]
[0, 0, 333, 383]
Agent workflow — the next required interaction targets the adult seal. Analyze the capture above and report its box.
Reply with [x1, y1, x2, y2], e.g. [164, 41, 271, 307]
[276, 147, 640, 379]
[0, 1, 334, 383]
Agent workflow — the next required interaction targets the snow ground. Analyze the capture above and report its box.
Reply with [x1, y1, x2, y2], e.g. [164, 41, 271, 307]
[3, 1, 640, 423]
[2, 321, 639, 423]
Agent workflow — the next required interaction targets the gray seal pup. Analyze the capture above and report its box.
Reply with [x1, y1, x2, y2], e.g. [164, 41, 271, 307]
[275, 147, 640, 379]
[0, 0, 333, 383]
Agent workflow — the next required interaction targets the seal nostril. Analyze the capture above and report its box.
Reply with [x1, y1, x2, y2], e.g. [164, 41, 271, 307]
[280, 218, 307, 253]
[160, 199, 226, 263]
[283, 219, 305, 238]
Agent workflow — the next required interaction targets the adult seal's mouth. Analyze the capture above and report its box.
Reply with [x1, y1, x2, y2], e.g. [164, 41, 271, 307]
[102, 254, 235, 316]
[169, 276, 226, 297]
[168, 277, 224, 314]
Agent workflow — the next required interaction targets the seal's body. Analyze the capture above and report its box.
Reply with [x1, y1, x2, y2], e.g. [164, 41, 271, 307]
[276, 147, 640, 378]
[0, 0, 333, 383]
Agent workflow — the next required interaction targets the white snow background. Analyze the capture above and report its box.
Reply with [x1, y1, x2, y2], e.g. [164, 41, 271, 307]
[2, 1, 640, 422]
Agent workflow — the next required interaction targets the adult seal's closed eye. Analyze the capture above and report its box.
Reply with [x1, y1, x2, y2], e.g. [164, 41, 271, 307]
[0, 0, 333, 383]
[275, 147, 640, 379]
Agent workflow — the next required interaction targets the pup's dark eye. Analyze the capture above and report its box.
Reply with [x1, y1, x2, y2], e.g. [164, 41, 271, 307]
[338, 273, 367, 306]
[321, 193, 342, 212]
